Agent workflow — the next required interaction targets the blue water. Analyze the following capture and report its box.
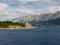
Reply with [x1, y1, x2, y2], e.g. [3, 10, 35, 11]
[0, 25, 60, 45]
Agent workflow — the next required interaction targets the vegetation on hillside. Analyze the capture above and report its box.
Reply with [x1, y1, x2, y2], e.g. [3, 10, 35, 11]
[0, 21, 25, 28]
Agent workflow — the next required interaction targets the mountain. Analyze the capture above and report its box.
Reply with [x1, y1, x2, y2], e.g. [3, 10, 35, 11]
[11, 11, 60, 26]
[45, 17, 60, 25]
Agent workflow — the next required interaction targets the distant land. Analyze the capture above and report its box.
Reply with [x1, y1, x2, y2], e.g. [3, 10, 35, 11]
[0, 11, 60, 29]
[0, 21, 25, 29]
[0, 20, 38, 29]
[11, 11, 60, 27]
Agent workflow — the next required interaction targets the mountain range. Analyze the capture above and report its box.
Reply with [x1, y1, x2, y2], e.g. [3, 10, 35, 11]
[11, 11, 60, 26]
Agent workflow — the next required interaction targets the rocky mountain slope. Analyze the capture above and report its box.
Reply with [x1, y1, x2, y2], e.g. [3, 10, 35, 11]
[11, 11, 60, 26]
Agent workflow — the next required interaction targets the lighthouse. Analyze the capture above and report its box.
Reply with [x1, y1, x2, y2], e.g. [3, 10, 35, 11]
[25, 16, 38, 29]
[25, 16, 32, 29]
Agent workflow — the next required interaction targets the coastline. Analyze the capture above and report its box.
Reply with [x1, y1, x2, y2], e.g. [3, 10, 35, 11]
[0, 27, 25, 30]
[0, 27, 38, 30]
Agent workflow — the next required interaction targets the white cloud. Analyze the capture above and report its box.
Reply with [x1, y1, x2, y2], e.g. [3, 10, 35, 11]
[0, 3, 60, 21]
[30, 0, 60, 3]
[15, 7, 39, 14]
[0, 3, 9, 10]
[0, 3, 21, 21]
[34, 6, 60, 14]
[0, 0, 60, 21]
[0, 3, 41, 21]
[18, 0, 50, 4]
[46, 6, 60, 13]
[19, 0, 39, 3]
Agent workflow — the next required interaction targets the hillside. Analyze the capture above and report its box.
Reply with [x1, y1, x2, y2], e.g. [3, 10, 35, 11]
[11, 11, 60, 26]
[0, 21, 25, 28]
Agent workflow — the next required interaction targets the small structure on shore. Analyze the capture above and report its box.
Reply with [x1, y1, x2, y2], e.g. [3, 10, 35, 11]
[25, 16, 38, 29]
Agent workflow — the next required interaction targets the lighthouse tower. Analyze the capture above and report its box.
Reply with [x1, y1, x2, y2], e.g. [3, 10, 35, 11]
[25, 16, 32, 29]
[25, 15, 38, 29]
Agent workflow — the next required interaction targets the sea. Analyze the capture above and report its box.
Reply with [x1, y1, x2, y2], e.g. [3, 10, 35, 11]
[0, 25, 60, 45]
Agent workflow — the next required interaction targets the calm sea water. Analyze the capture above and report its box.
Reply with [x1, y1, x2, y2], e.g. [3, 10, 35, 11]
[0, 25, 60, 45]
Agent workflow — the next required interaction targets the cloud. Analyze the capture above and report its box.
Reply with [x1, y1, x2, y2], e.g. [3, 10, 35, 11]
[0, 0, 60, 21]
[0, 3, 9, 10]
[52, 0, 60, 2]
[0, 3, 40, 21]
[14, 5, 60, 15]
[0, 3, 21, 21]
[18, 0, 50, 2]
[0, 3, 60, 21]
[37, 6, 60, 13]
[19, 0, 39, 2]
[15, 7, 40, 14]
[18, 0, 50, 4]
[47, 6, 60, 13]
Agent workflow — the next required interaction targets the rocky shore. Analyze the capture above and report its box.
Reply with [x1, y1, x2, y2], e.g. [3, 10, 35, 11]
[0, 27, 38, 30]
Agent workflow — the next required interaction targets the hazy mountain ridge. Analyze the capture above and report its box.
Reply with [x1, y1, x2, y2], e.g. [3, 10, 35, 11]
[12, 11, 60, 26]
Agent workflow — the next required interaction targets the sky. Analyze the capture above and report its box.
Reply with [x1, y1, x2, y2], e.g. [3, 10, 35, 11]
[0, 0, 60, 21]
